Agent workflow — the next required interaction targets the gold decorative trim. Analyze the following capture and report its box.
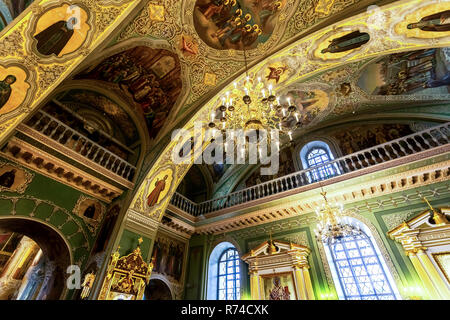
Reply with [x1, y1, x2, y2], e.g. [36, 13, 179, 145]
[0, 160, 34, 194]
[431, 251, 450, 285]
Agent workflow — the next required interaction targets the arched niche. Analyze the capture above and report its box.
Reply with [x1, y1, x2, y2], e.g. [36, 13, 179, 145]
[0, 217, 72, 300]
[144, 278, 173, 300]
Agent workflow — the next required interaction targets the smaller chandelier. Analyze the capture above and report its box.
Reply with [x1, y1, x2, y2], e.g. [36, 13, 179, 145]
[314, 191, 361, 243]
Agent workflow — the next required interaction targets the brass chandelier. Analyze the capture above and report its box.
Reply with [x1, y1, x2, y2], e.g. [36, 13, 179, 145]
[207, 9, 302, 154]
[314, 191, 361, 243]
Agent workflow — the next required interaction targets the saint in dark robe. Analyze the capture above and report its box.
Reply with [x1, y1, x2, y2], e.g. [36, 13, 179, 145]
[83, 204, 96, 219]
[321, 31, 370, 54]
[408, 10, 450, 32]
[147, 175, 168, 207]
[0, 75, 16, 111]
[0, 169, 16, 188]
[34, 17, 78, 56]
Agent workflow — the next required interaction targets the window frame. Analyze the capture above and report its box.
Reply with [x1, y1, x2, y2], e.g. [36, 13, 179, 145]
[217, 248, 241, 300]
[326, 230, 398, 300]
[305, 147, 336, 181]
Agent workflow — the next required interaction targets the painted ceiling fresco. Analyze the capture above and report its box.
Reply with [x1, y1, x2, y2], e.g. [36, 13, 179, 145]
[193, 0, 288, 50]
[357, 47, 450, 95]
[58, 89, 139, 145]
[77, 46, 183, 140]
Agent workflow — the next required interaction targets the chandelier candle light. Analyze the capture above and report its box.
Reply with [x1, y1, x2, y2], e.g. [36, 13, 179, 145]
[207, 14, 303, 157]
[314, 191, 361, 243]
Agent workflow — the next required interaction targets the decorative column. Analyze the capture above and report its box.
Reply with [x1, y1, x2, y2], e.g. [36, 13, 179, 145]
[302, 266, 315, 300]
[0, 236, 40, 300]
[249, 270, 261, 300]
[293, 265, 307, 300]
[416, 249, 450, 299]
[406, 250, 441, 299]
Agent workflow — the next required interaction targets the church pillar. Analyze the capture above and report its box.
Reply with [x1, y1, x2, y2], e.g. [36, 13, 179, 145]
[293, 266, 307, 300]
[407, 251, 441, 299]
[249, 271, 261, 299]
[302, 266, 315, 300]
[0, 236, 40, 299]
[416, 249, 450, 299]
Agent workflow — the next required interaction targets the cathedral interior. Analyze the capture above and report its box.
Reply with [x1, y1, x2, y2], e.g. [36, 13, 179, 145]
[0, 0, 450, 301]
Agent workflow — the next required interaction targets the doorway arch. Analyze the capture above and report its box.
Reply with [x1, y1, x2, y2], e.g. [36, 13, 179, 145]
[0, 217, 72, 300]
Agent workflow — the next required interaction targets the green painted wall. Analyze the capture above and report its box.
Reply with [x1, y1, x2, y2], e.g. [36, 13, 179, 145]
[184, 194, 450, 300]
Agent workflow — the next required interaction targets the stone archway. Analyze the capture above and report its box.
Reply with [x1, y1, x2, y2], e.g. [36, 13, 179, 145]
[0, 217, 72, 300]
[144, 278, 173, 300]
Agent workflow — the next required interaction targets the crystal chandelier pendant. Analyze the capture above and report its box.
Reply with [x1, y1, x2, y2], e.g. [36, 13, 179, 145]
[314, 191, 361, 243]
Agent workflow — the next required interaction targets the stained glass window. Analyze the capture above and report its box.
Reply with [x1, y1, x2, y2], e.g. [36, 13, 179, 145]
[217, 248, 240, 300]
[329, 231, 397, 300]
[306, 148, 336, 181]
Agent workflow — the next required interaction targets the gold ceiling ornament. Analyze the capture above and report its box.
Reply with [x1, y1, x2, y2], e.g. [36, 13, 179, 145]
[314, 190, 361, 243]
[422, 197, 449, 226]
[268, 231, 278, 255]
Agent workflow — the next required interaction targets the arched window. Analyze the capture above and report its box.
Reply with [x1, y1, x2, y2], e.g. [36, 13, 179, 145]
[323, 219, 400, 300]
[299, 141, 338, 181]
[217, 248, 240, 300]
[207, 242, 241, 300]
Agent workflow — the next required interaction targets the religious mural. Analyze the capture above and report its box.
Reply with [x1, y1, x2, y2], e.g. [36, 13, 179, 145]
[58, 90, 139, 146]
[314, 29, 370, 60]
[33, 4, 90, 57]
[358, 48, 450, 95]
[333, 124, 413, 155]
[151, 235, 186, 283]
[78, 47, 182, 139]
[72, 196, 106, 233]
[193, 0, 287, 50]
[144, 167, 174, 212]
[0, 162, 33, 193]
[262, 273, 296, 300]
[0, 65, 30, 117]
[283, 88, 330, 128]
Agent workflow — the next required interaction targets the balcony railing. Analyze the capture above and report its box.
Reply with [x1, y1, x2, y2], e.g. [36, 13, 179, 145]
[21, 110, 136, 182]
[170, 122, 450, 216]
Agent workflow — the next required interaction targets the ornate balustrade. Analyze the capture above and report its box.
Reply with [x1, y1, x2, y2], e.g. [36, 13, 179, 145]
[170, 123, 450, 216]
[19, 110, 136, 182]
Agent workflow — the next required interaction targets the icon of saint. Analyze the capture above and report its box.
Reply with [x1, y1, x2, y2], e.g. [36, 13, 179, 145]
[269, 276, 290, 300]
[321, 31, 370, 54]
[0, 169, 16, 188]
[83, 204, 96, 219]
[407, 10, 450, 32]
[0, 75, 17, 111]
[147, 175, 168, 207]
[34, 17, 78, 56]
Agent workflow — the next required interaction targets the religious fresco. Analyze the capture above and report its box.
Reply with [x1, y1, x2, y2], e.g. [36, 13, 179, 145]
[73, 195, 106, 233]
[314, 29, 371, 61]
[357, 48, 450, 95]
[333, 124, 413, 155]
[32, 4, 90, 57]
[58, 90, 139, 145]
[193, 0, 287, 50]
[91, 204, 120, 254]
[283, 88, 330, 127]
[0, 161, 33, 193]
[395, 3, 450, 39]
[146, 168, 173, 209]
[151, 234, 186, 283]
[0, 65, 30, 117]
[78, 46, 182, 139]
